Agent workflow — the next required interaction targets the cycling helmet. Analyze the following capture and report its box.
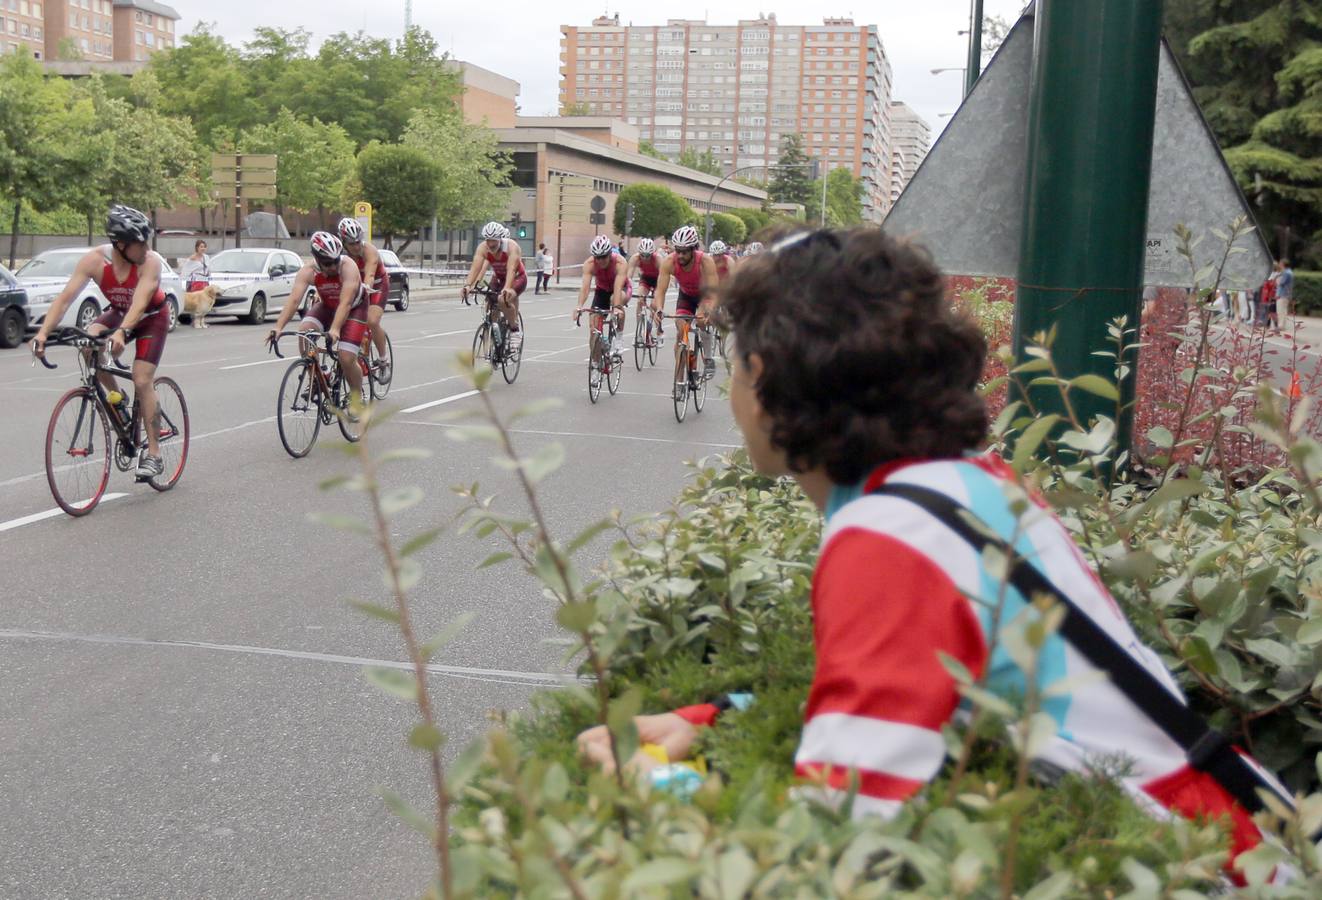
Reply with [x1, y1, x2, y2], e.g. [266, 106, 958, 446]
[481, 221, 508, 241]
[709, 240, 728, 256]
[637, 238, 656, 256]
[745, 241, 764, 256]
[589, 235, 614, 258]
[671, 225, 699, 250]
[310, 231, 343, 266]
[337, 217, 364, 243]
[106, 204, 153, 244]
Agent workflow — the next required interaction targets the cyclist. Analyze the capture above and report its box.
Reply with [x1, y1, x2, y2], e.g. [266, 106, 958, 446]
[31, 204, 169, 480]
[266, 232, 367, 412]
[337, 217, 391, 385]
[626, 237, 664, 339]
[708, 240, 736, 288]
[461, 222, 526, 351]
[652, 225, 717, 383]
[744, 241, 764, 258]
[574, 235, 631, 360]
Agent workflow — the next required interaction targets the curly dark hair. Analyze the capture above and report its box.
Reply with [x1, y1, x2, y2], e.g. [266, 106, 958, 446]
[720, 226, 988, 484]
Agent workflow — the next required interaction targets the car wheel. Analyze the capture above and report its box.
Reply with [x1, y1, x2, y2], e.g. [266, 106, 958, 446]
[76, 298, 99, 330]
[165, 296, 179, 332]
[0, 307, 24, 348]
[246, 292, 267, 325]
[394, 286, 409, 312]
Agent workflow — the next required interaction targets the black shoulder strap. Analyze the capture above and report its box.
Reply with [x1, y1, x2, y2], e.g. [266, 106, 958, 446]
[872, 481, 1292, 816]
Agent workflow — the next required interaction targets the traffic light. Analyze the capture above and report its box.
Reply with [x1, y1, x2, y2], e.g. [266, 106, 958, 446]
[517, 225, 528, 239]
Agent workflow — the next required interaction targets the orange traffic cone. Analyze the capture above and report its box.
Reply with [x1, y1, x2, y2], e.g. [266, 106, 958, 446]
[1290, 370, 1303, 400]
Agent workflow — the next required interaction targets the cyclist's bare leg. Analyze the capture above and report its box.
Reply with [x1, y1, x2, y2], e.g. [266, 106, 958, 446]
[84, 321, 120, 395]
[338, 348, 364, 397]
[132, 359, 161, 456]
[367, 304, 388, 356]
[501, 295, 520, 332]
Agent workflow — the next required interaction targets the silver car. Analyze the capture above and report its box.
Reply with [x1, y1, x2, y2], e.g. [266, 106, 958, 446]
[207, 248, 307, 325]
[19, 248, 186, 333]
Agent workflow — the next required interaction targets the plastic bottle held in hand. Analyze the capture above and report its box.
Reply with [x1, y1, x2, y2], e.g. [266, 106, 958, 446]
[106, 389, 130, 425]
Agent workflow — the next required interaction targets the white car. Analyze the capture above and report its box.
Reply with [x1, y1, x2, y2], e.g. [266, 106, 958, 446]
[207, 248, 309, 325]
[18, 247, 186, 333]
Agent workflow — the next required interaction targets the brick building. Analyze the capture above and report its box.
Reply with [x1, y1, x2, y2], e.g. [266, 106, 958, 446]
[888, 100, 931, 205]
[110, 0, 177, 62]
[2, 0, 47, 58]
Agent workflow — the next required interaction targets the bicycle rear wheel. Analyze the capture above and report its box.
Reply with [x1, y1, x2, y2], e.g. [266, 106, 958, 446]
[148, 376, 189, 491]
[634, 315, 646, 371]
[277, 359, 321, 458]
[502, 312, 524, 384]
[648, 315, 659, 366]
[693, 359, 708, 413]
[672, 346, 689, 423]
[472, 321, 492, 367]
[588, 333, 603, 404]
[607, 328, 623, 396]
[46, 387, 112, 516]
[369, 332, 394, 400]
[337, 373, 369, 443]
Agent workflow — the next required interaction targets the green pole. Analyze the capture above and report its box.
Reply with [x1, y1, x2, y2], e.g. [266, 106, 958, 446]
[1012, 0, 1165, 452]
[964, 0, 984, 98]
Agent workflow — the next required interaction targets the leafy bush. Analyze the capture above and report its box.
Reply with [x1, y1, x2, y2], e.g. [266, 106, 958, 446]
[614, 184, 694, 239]
[708, 212, 747, 246]
[1292, 271, 1322, 315]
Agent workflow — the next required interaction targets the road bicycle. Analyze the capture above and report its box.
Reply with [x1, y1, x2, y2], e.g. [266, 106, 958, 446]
[664, 313, 712, 423]
[633, 286, 661, 371]
[363, 328, 394, 400]
[36, 325, 189, 516]
[465, 281, 524, 384]
[269, 329, 370, 457]
[577, 305, 624, 403]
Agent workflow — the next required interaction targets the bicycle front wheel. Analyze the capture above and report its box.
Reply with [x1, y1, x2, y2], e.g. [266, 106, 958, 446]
[472, 321, 492, 368]
[607, 332, 623, 397]
[46, 387, 111, 516]
[501, 312, 524, 384]
[673, 346, 689, 423]
[370, 332, 394, 400]
[588, 333, 603, 404]
[277, 359, 321, 458]
[337, 375, 369, 443]
[634, 315, 646, 371]
[148, 376, 190, 491]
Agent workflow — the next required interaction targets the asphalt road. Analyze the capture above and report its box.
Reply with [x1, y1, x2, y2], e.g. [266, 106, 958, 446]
[0, 285, 739, 898]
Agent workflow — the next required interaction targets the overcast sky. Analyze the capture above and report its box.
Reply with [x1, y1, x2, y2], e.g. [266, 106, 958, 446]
[187, 1, 1028, 138]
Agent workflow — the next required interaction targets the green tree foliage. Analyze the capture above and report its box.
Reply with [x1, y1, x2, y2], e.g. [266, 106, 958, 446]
[768, 133, 815, 207]
[239, 109, 355, 217]
[561, 102, 592, 116]
[638, 140, 665, 160]
[612, 184, 694, 237]
[676, 146, 724, 177]
[1167, 0, 1322, 265]
[401, 108, 513, 233]
[149, 23, 260, 148]
[709, 212, 747, 245]
[821, 167, 866, 227]
[355, 143, 440, 249]
[730, 206, 772, 238]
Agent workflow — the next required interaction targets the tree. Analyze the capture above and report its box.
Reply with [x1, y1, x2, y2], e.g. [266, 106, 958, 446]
[820, 167, 865, 227]
[638, 140, 665, 160]
[710, 212, 747, 245]
[612, 184, 693, 237]
[240, 109, 355, 220]
[355, 143, 440, 249]
[676, 146, 723, 177]
[401, 108, 513, 236]
[768, 134, 815, 207]
[562, 102, 592, 116]
[0, 55, 76, 265]
[1167, 1, 1322, 266]
[730, 207, 772, 238]
[148, 24, 260, 147]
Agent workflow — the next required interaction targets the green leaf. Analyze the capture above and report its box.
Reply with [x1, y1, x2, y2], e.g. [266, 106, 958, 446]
[566, 518, 614, 556]
[306, 511, 371, 535]
[445, 737, 488, 795]
[400, 527, 444, 557]
[407, 723, 445, 752]
[717, 848, 757, 900]
[364, 666, 419, 701]
[349, 600, 401, 624]
[421, 612, 476, 661]
[542, 762, 569, 804]
[622, 859, 701, 892]
[445, 423, 500, 443]
[477, 551, 513, 569]
[381, 486, 424, 516]
[390, 558, 423, 593]
[1147, 426, 1174, 449]
[378, 787, 435, 839]
[1012, 414, 1062, 470]
[1022, 872, 1075, 900]
[510, 397, 564, 421]
[523, 442, 565, 485]
[378, 447, 433, 464]
[1297, 618, 1322, 646]
[556, 601, 596, 633]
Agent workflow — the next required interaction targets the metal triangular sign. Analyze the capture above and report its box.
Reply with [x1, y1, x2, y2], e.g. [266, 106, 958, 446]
[884, 8, 1272, 290]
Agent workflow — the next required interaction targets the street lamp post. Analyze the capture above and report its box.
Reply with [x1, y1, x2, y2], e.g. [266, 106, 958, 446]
[965, 0, 984, 97]
[703, 161, 819, 244]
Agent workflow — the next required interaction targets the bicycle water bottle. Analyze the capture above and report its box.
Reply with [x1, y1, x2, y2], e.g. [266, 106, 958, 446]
[107, 389, 130, 424]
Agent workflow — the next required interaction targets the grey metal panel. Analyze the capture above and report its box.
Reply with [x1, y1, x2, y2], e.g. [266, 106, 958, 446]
[883, 10, 1271, 291]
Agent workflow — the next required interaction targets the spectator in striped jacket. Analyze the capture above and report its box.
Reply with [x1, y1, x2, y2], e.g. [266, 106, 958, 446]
[577, 226, 1287, 877]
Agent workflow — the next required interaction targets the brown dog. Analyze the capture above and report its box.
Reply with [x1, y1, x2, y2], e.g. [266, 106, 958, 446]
[183, 285, 222, 328]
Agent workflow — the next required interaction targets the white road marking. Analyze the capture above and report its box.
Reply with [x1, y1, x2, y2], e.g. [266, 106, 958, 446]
[400, 389, 479, 414]
[399, 419, 740, 448]
[0, 628, 581, 687]
[0, 493, 128, 532]
[219, 358, 285, 370]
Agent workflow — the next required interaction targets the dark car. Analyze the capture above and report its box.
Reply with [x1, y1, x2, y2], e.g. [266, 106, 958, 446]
[378, 249, 410, 311]
[0, 262, 29, 349]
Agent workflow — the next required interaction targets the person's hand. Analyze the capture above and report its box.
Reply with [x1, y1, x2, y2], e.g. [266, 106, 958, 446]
[31, 331, 47, 358]
[572, 308, 582, 326]
[265, 328, 278, 348]
[501, 286, 516, 303]
[576, 713, 700, 775]
[328, 325, 341, 345]
[109, 328, 126, 357]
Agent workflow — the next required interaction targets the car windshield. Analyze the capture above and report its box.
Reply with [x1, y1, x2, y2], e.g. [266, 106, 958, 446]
[380, 250, 401, 266]
[17, 253, 85, 279]
[210, 250, 270, 274]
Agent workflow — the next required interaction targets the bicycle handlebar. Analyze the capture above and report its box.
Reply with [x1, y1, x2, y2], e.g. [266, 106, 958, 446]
[268, 328, 331, 360]
[32, 325, 129, 370]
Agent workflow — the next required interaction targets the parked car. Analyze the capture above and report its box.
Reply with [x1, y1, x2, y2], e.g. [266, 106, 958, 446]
[377, 249, 410, 311]
[207, 248, 308, 324]
[0, 263, 29, 349]
[18, 247, 185, 334]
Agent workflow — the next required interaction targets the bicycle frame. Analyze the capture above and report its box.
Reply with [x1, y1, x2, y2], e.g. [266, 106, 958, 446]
[271, 329, 351, 408]
[39, 329, 148, 453]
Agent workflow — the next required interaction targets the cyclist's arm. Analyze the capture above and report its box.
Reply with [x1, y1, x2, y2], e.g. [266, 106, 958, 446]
[575, 259, 594, 309]
[362, 243, 381, 288]
[34, 250, 101, 343]
[612, 260, 629, 309]
[625, 253, 640, 281]
[329, 261, 362, 333]
[697, 255, 719, 316]
[464, 248, 489, 289]
[272, 266, 315, 335]
[653, 258, 674, 313]
[119, 253, 163, 334]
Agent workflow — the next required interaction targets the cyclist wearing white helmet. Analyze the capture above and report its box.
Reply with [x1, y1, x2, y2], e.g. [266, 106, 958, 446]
[337, 217, 392, 385]
[654, 225, 718, 383]
[574, 234, 632, 355]
[708, 240, 736, 286]
[32, 204, 170, 480]
[462, 222, 527, 349]
[626, 237, 665, 336]
[744, 241, 764, 257]
[269, 231, 368, 412]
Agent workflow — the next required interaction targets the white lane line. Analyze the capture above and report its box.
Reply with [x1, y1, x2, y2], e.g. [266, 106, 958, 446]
[392, 374, 463, 394]
[0, 493, 129, 532]
[399, 419, 740, 448]
[397, 328, 473, 344]
[169, 356, 239, 368]
[219, 358, 284, 370]
[400, 389, 479, 414]
[0, 628, 581, 687]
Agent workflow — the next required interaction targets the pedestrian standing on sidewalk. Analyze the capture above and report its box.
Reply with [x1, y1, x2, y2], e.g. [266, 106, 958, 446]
[1276, 259, 1294, 330]
[534, 243, 550, 294]
[1261, 273, 1279, 332]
